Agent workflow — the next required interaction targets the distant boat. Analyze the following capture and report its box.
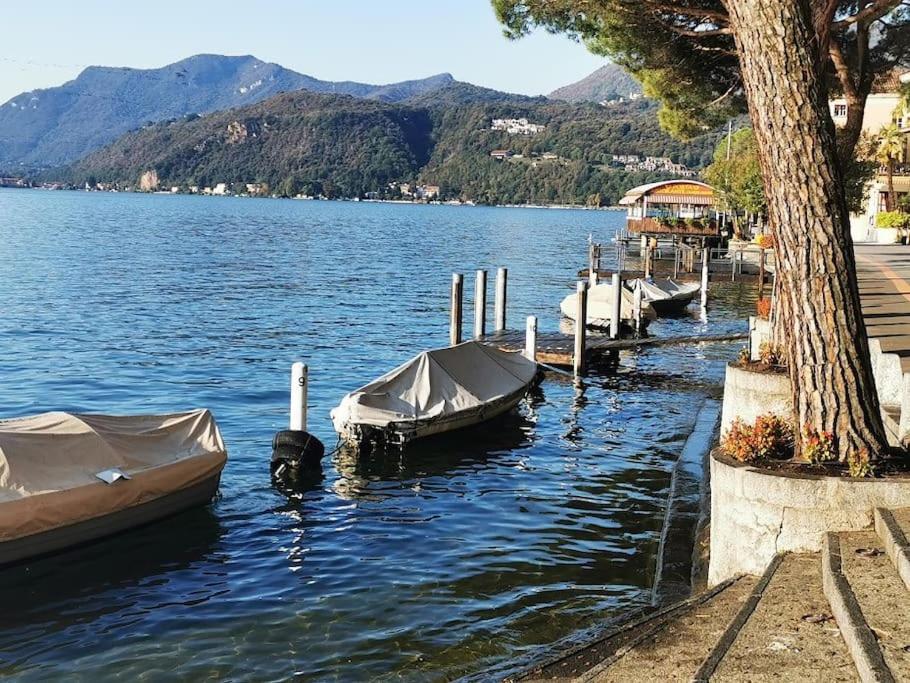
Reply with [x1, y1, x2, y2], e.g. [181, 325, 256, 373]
[331, 341, 540, 449]
[634, 278, 701, 315]
[560, 282, 657, 330]
[0, 409, 227, 566]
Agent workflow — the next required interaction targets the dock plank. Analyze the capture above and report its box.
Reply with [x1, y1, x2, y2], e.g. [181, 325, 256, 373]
[476, 330, 748, 368]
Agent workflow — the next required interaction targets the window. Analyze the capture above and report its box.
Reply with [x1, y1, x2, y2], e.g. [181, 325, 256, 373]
[833, 103, 847, 118]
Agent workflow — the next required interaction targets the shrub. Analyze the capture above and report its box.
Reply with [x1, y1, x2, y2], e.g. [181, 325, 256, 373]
[720, 414, 794, 462]
[756, 297, 772, 319]
[758, 341, 783, 366]
[802, 424, 836, 464]
[847, 449, 875, 478]
[875, 211, 910, 229]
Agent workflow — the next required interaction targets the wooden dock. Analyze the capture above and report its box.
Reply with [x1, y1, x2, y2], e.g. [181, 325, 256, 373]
[477, 330, 749, 367]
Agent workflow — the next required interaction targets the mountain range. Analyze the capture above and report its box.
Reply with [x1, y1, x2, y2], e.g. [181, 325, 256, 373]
[548, 64, 642, 103]
[0, 55, 643, 170]
[58, 83, 721, 206]
[2, 54, 723, 206]
[0, 54, 458, 168]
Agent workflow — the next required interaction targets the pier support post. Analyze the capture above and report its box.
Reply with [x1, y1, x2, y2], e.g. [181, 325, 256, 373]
[574, 281, 588, 376]
[610, 273, 622, 340]
[525, 315, 537, 362]
[494, 267, 508, 332]
[644, 246, 652, 279]
[633, 279, 643, 337]
[701, 248, 710, 308]
[474, 269, 487, 339]
[450, 273, 463, 346]
[589, 243, 600, 287]
[673, 243, 680, 279]
[290, 362, 308, 431]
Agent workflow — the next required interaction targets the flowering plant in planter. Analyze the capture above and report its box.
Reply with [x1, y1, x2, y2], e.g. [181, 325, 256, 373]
[756, 297, 772, 320]
[758, 341, 784, 366]
[720, 414, 794, 462]
[802, 424, 836, 464]
[754, 233, 775, 249]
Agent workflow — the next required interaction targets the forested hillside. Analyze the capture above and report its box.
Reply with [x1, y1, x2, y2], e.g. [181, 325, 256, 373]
[56, 86, 724, 205]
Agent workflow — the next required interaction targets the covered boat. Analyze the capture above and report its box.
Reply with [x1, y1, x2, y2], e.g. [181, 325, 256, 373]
[560, 282, 657, 330]
[0, 409, 227, 566]
[331, 341, 540, 448]
[634, 278, 701, 314]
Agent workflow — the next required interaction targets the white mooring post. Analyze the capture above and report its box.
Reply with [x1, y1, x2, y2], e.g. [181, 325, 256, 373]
[701, 247, 710, 307]
[290, 362, 308, 431]
[574, 281, 588, 376]
[525, 315, 537, 362]
[474, 269, 487, 339]
[450, 273, 464, 346]
[610, 272, 622, 340]
[494, 267, 508, 332]
[633, 279, 643, 336]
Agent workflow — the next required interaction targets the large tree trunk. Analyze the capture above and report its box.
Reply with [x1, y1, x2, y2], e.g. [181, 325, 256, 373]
[724, 0, 888, 461]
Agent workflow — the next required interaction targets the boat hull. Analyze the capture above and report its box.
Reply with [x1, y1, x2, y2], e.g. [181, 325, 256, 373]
[0, 472, 222, 567]
[340, 376, 537, 449]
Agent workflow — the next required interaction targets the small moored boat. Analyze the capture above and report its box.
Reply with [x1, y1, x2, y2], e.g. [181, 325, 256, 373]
[331, 341, 540, 449]
[0, 409, 227, 567]
[634, 278, 701, 314]
[560, 282, 657, 330]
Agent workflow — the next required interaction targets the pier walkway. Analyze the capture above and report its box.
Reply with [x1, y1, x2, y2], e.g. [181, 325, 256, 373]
[477, 330, 748, 368]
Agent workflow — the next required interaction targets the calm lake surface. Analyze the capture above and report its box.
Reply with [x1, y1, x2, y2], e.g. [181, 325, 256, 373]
[0, 190, 754, 681]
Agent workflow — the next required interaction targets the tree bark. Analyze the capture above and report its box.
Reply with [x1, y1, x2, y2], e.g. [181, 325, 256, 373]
[724, 0, 888, 461]
[887, 159, 895, 212]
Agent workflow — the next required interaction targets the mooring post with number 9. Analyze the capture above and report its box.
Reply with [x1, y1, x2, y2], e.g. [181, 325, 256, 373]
[290, 362, 307, 432]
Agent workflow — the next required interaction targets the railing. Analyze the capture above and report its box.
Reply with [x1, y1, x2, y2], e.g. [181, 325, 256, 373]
[628, 216, 721, 237]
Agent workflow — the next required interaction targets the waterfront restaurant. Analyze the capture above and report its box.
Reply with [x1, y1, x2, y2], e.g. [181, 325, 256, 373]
[620, 179, 720, 243]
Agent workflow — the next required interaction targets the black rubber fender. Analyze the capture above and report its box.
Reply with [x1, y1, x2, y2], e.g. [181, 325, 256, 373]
[271, 431, 324, 473]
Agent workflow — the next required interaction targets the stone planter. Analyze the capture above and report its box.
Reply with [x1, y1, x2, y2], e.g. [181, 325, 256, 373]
[709, 451, 910, 585]
[719, 362, 792, 437]
[876, 227, 900, 244]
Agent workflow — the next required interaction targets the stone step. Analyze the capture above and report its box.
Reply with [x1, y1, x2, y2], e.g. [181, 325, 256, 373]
[508, 575, 758, 682]
[584, 573, 761, 683]
[823, 532, 902, 682]
[711, 553, 858, 682]
[875, 508, 910, 591]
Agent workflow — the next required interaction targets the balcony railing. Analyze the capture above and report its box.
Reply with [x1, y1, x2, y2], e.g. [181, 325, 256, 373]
[628, 216, 721, 236]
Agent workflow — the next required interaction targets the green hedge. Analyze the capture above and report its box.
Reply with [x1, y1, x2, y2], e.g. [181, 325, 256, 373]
[876, 211, 910, 229]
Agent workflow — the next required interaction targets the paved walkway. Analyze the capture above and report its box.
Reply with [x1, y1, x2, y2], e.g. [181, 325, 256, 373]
[856, 244, 910, 377]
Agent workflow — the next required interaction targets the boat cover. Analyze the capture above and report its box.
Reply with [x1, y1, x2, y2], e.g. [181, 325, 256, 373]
[636, 278, 700, 302]
[331, 341, 538, 431]
[560, 283, 657, 325]
[0, 409, 226, 541]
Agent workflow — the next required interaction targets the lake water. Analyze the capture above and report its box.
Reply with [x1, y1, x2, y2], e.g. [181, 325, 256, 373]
[0, 190, 754, 681]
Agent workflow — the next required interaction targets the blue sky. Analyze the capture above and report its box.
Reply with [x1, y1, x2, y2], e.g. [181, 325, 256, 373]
[0, 1, 606, 103]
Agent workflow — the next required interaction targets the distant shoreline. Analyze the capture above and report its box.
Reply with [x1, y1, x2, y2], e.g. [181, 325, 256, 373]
[0, 185, 626, 211]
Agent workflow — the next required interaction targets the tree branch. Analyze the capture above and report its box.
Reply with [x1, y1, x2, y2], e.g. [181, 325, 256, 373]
[834, 0, 903, 27]
[638, 1, 730, 23]
[829, 40, 859, 100]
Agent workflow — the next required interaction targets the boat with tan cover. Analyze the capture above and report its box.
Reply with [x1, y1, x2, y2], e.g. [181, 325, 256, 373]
[0, 409, 227, 566]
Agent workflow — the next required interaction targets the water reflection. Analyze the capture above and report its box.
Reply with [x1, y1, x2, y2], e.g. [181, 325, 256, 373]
[332, 409, 538, 501]
[0, 508, 225, 666]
